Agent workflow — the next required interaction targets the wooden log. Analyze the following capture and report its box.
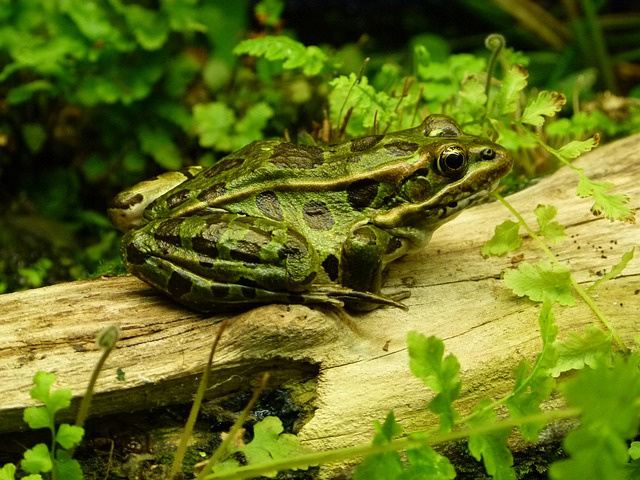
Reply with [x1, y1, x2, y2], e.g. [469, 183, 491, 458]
[1, 134, 638, 474]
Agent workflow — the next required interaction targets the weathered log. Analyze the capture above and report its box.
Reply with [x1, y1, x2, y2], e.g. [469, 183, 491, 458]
[1, 134, 638, 476]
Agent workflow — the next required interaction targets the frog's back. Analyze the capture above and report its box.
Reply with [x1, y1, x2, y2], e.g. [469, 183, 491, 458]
[144, 127, 429, 222]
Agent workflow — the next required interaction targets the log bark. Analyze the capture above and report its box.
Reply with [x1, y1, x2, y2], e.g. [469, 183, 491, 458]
[1, 134, 639, 475]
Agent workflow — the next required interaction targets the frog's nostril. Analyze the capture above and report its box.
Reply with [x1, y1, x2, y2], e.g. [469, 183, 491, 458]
[481, 148, 496, 160]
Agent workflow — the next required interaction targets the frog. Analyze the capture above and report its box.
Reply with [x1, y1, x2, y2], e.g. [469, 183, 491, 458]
[108, 115, 512, 312]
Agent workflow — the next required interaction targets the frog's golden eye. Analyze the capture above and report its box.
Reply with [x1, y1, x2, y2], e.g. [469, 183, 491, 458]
[436, 145, 467, 178]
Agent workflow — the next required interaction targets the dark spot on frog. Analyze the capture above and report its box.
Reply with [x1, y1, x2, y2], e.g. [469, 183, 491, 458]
[111, 192, 144, 209]
[302, 200, 334, 231]
[321, 254, 339, 282]
[125, 242, 148, 265]
[401, 175, 432, 203]
[191, 235, 219, 259]
[202, 158, 245, 178]
[240, 285, 258, 298]
[166, 189, 191, 209]
[256, 190, 284, 221]
[211, 284, 230, 298]
[350, 134, 384, 152]
[384, 139, 419, 156]
[198, 182, 227, 203]
[154, 218, 185, 246]
[481, 148, 496, 160]
[347, 179, 380, 210]
[229, 240, 262, 263]
[279, 233, 309, 260]
[168, 270, 193, 299]
[269, 143, 325, 169]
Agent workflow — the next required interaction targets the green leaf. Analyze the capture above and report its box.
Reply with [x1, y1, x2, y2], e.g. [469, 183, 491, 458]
[53, 451, 83, 480]
[482, 220, 522, 256]
[550, 356, 640, 480]
[7, 80, 55, 104]
[400, 446, 456, 480]
[22, 123, 47, 154]
[233, 35, 327, 76]
[255, 0, 285, 26]
[550, 326, 612, 377]
[120, 4, 169, 50]
[576, 176, 636, 223]
[193, 102, 235, 150]
[56, 424, 84, 450]
[503, 261, 575, 306]
[495, 65, 528, 115]
[214, 416, 306, 477]
[23, 407, 51, 430]
[29, 372, 56, 404]
[554, 136, 599, 162]
[520, 91, 566, 126]
[0, 464, 16, 480]
[505, 301, 558, 441]
[137, 125, 182, 171]
[629, 442, 640, 460]
[329, 74, 398, 137]
[21, 444, 52, 474]
[534, 204, 567, 244]
[407, 332, 460, 432]
[354, 413, 404, 480]
[467, 400, 516, 480]
[588, 248, 635, 291]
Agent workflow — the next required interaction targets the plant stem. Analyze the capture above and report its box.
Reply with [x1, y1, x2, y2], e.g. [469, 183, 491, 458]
[202, 408, 580, 480]
[170, 320, 228, 479]
[493, 193, 628, 353]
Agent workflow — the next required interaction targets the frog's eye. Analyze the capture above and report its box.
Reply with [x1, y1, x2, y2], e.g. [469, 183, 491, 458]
[436, 145, 467, 178]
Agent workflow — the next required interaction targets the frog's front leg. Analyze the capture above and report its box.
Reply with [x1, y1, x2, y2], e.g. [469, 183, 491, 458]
[340, 224, 411, 311]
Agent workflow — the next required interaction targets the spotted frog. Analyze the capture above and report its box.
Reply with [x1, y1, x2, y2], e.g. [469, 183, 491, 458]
[109, 115, 512, 311]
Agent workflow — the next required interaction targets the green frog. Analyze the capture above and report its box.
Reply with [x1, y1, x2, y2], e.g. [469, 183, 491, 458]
[109, 115, 512, 311]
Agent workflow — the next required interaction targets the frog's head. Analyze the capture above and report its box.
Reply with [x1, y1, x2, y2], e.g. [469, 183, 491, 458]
[373, 115, 513, 234]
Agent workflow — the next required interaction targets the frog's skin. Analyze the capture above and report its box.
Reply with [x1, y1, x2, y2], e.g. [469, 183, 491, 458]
[109, 115, 512, 311]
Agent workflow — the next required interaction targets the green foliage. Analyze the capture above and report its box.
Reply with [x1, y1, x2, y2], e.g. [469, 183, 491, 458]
[550, 356, 640, 480]
[212, 416, 307, 477]
[407, 332, 461, 432]
[504, 261, 575, 306]
[1, 372, 84, 480]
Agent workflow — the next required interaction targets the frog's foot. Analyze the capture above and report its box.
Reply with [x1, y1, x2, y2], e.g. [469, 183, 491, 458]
[309, 285, 409, 311]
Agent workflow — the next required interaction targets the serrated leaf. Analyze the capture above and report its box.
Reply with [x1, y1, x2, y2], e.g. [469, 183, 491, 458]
[550, 356, 640, 480]
[233, 36, 327, 76]
[407, 332, 460, 432]
[577, 176, 636, 223]
[21, 444, 52, 474]
[554, 135, 599, 162]
[503, 261, 575, 306]
[505, 301, 558, 441]
[550, 326, 612, 377]
[467, 400, 516, 480]
[520, 91, 566, 126]
[56, 424, 84, 450]
[482, 219, 522, 256]
[588, 248, 635, 291]
[495, 65, 528, 115]
[534, 204, 567, 244]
